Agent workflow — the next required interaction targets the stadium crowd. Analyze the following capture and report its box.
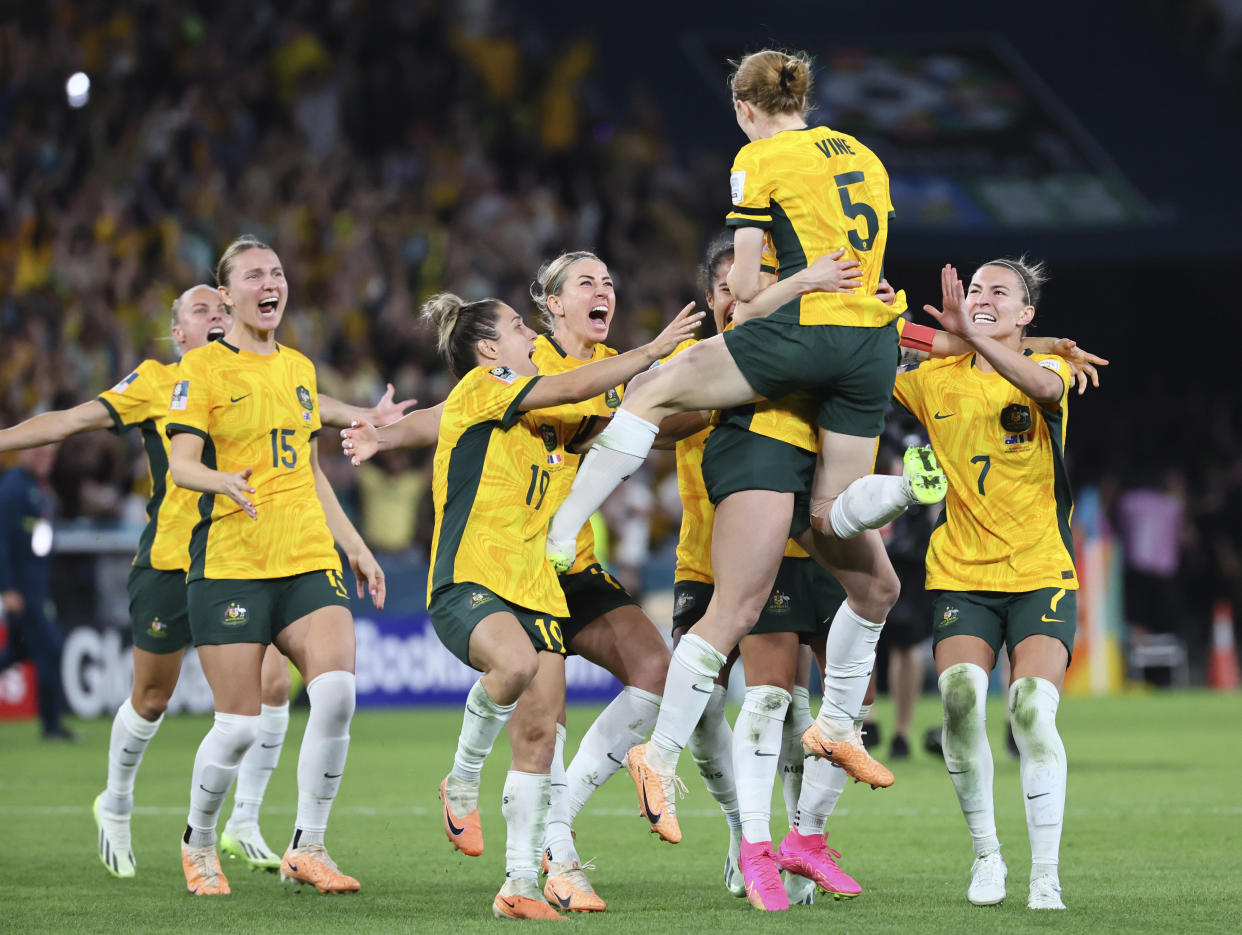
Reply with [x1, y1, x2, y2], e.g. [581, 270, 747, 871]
[2, 0, 1240, 675]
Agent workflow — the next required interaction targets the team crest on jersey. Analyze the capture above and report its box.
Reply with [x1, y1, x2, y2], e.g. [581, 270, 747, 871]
[605, 388, 621, 409]
[110, 371, 140, 394]
[767, 590, 792, 614]
[169, 380, 190, 411]
[223, 602, 248, 626]
[297, 385, 313, 411]
[938, 606, 960, 628]
[1000, 404, 1032, 433]
[539, 424, 558, 452]
[146, 618, 167, 639]
[488, 366, 517, 384]
[469, 591, 494, 609]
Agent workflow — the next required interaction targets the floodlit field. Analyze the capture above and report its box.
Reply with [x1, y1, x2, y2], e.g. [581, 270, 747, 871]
[2, 691, 1239, 934]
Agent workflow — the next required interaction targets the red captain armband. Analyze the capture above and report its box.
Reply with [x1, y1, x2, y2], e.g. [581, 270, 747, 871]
[898, 321, 936, 355]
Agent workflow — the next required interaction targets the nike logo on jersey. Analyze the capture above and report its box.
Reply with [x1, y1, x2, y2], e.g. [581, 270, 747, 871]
[230, 394, 250, 403]
[1041, 614, 1064, 623]
[934, 411, 955, 419]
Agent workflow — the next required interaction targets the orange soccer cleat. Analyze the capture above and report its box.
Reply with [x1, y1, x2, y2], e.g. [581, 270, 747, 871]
[439, 776, 484, 856]
[493, 878, 566, 921]
[279, 844, 361, 894]
[181, 839, 230, 895]
[625, 743, 687, 844]
[543, 859, 606, 913]
[802, 722, 894, 789]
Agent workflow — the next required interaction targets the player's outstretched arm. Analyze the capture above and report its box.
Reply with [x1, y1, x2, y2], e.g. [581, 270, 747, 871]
[168, 431, 258, 519]
[309, 438, 385, 609]
[520, 303, 705, 411]
[0, 400, 112, 453]
[340, 401, 445, 466]
[320, 383, 417, 429]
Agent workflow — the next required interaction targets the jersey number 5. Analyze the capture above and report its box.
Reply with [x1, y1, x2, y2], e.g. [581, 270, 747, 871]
[834, 171, 878, 252]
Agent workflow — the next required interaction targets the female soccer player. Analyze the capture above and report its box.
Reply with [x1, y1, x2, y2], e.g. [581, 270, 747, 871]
[417, 291, 700, 920]
[545, 49, 946, 832]
[167, 236, 385, 896]
[0, 285, 408, 879]
[896, 260, 1077, 910]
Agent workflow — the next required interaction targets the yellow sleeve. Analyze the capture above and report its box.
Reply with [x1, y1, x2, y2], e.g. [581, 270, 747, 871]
[165, 348, 215, 440]
[892, 361, 928, 422]
[96, 359, 163, 433]
[459, 367, 542, 429]
[1032, 354, 1072, 411]
[725, 142, 774, 230]
[760, 235, 778, 275]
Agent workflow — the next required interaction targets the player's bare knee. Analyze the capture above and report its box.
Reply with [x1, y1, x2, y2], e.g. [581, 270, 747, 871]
[133, 688, 171, 721]
[260, 669, 292, 706]
[490, 654, 539, 703]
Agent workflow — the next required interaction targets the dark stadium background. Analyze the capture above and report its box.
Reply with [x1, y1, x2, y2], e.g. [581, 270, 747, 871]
[3, 0, 1239, 711]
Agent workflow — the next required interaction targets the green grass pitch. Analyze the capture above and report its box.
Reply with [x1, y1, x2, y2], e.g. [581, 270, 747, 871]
[2, 691, 1239, 934]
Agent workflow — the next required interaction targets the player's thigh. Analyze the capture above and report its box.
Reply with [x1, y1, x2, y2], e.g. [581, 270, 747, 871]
[277, 604, 355, 683]
[812, 428, 881, 504]
[260, 643, 292, 705]
[799, 525, 899, 616]
[197, 642, 266, 715]
[508, 652, 567, 774]
[738, 631, 800, 692]
[700, 490, 792, 644]
[624, 334, 761, 418]
[568, 603, 670, 694]
[932, 591, 1005, 675]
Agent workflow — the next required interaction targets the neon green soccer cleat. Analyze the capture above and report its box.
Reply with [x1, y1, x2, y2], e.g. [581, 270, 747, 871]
[220, 825, 282, 871]
[902, 445, 948, 506]
[93, 794, 136, 878]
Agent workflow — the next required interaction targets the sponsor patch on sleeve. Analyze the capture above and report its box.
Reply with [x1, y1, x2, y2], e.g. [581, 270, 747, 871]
[730, 171, 746, 205]
[169, 380, 190, 411]
[110, 371, 140, 394]
[488, 366, 518, 385]
[1039, 359, 1063, 371]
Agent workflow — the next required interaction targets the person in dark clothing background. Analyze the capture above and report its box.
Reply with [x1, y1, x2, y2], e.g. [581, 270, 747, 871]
[0, 443, 73, 741]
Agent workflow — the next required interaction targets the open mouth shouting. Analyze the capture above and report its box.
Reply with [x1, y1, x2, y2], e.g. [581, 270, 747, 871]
[207, 326, 227, 341]
[258, 296, 281, 322]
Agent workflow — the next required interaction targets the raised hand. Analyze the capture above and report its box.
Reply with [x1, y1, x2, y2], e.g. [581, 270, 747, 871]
[923, 264, 973, 338]
[370, 383, 416, 427]
[1051, 338, 1110, 395]
[648, 302, 706, 359]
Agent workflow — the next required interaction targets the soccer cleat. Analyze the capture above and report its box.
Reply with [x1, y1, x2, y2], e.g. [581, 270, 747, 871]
[723, 841, 746, 897]
[801, 722, 894, 788]
[784, 871, 816, 905]
[1028, 871, 1066, 910]
[93, 794, 136, 878]
[493, 877, 566, 921]
[739, 837, 789, 911]
[439, 776, 483, 856]
[776, 828, 862, 899]
[890, 734, 910, 760]
[543, 859, 606, 912]
[625, 743, 687, 844]
[901, 445, 948, 505]
[280, 843, 361, 893]
[220, 824, 282, 871]
[546, 534, 576, 575]
[967, 851, 1007, 906]
[181, 840, 230, 895]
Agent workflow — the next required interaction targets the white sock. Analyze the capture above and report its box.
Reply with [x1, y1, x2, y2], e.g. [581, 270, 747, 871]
[185, 712, 260, 847]
[546, 410, 658, 550]
[227, 702, 288, 830]
[502, 770, 550, 882]
[828, 474, 910, 540]
[650, 634, 726, 769]
[734, 685, 791, 844]
[449, 679, 518, 812]
[939, 663, 999, 858]
[779, 686, 813, 823]
[290, 671, 354, 850]
[1009, 677, 1066, 871]
[688, 684, 739, 827]
[101, 698, 162, 816]
[816, 602, 884, 735]
[544, 724, 579, 865]
[565, 685, 661, 825]
[793, 755, 849, 836]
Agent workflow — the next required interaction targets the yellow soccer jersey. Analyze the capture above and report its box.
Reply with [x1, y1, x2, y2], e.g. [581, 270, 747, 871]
[893, 352, 1077, 593]
[166, 340, 340, 582]
[97, 359, 198, 572]
[529, 335, 624, 575]
[726, 126, 898, 328]
[428, 365, 573, 617]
